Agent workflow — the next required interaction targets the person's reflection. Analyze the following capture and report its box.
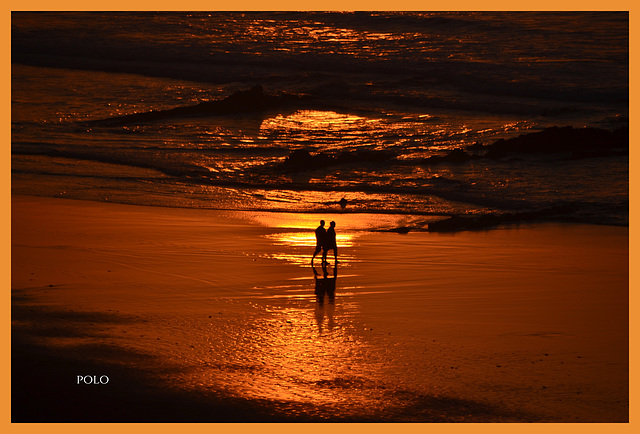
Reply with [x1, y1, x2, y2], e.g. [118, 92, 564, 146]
[313, 263, 337, 333]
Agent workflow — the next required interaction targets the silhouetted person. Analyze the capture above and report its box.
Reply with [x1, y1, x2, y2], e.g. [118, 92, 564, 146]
[323, 221, 338, 264]
[311, 220, 326, 265]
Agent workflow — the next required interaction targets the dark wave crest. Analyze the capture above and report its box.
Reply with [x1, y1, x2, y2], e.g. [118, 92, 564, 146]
[84, 85, 308, 126]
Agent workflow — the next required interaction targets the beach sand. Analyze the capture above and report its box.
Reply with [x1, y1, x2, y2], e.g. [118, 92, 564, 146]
[11, 195, 629, 422]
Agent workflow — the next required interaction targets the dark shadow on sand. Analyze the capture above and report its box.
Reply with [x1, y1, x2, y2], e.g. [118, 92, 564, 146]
[12, 291, 304, 422]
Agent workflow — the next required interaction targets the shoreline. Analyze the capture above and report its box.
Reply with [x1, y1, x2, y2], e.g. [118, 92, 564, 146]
[11, 195, 629, 422]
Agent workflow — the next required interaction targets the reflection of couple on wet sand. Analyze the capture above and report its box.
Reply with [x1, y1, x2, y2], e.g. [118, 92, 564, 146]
[313, 263, 337, 305]
[311, 220, 338, 265]
[313, 263, 337, 333]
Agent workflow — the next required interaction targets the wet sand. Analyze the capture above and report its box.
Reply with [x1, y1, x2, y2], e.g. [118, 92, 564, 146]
[11, 195, 629, 422]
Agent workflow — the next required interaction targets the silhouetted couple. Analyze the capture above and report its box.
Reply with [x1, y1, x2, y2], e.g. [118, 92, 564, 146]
[311, 220, 338, 265]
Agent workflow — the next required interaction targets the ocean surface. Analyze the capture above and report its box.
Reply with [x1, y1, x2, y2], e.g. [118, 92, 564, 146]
[11, 12, 629, 231]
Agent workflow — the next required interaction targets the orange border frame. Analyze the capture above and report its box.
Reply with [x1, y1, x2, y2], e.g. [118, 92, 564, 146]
[4, 2, 635, 433]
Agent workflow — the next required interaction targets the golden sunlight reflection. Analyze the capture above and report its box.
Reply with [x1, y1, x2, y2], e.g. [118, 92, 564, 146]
[228, 211, 416, 267]
[263, 232, 355, 266]
[168, 265, 391, 413]
[240, 210, 411, 231]
[265, 231, 353, 248]
[260, 110, 380, 136]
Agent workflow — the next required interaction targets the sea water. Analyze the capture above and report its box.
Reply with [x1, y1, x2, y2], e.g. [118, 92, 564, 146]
[12, 12, 629, 229]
